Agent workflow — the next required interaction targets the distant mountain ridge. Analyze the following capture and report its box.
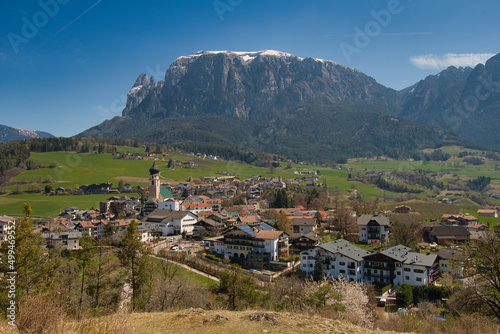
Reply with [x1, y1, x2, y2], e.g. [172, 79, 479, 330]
[396, 53, 500, 149]
[0, 124, 54, 143]
[78, 49, 497, 163]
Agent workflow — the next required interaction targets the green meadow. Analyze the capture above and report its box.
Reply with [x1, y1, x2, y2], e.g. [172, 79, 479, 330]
[1, 145, 499, 217]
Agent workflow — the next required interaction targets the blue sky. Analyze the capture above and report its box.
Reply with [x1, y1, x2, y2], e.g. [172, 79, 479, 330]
[0, 0, 498, 137]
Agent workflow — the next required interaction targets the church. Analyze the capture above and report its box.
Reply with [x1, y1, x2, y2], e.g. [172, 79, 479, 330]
[142, 162, 176, 216]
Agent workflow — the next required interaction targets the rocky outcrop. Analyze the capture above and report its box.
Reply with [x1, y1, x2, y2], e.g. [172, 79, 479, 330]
[123, 50, 401, 120]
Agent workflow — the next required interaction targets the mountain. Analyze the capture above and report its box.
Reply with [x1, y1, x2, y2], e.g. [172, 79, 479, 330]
[398, 53, 500, 149]
[0, 124, 54, 143]
[79, 50, 469, 163]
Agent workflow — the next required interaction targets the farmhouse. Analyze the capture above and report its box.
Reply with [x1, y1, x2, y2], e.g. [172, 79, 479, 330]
[423, 225, 471, 245]
[477, 209, 498, 218]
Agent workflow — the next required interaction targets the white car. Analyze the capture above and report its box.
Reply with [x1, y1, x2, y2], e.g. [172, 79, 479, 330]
[430, 242, 438, 247]
[170, 245, 179, 251]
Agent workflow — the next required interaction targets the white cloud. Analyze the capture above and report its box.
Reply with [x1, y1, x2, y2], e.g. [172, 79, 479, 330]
[409, 53, 495, 70]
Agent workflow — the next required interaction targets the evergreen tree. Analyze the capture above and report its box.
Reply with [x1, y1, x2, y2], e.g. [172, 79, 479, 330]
[214, 264, 260, 310]
[313, 250, 324, 282]
[117, 220, 151, 310]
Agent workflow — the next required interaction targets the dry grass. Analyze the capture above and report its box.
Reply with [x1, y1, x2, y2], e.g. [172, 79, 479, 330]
[68, 309, 403, 334]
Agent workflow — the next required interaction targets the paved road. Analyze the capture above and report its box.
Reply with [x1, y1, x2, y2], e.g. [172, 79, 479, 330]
[150, 241, 219, 282]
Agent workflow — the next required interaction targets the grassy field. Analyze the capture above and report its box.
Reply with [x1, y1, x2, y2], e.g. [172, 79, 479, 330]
[0, 150, 395, 217]
[0, 193, 132, 217]
[1, 145, 499, 218]
[390, 200, 460, 221]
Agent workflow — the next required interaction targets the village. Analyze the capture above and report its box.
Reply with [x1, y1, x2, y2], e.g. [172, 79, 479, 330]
[1, 159, 497, 303]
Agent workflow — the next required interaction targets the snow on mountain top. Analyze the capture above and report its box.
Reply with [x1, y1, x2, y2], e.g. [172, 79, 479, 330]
[174, 50, 353, 69]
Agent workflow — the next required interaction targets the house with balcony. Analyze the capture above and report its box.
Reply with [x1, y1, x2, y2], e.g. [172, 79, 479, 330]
[302, 242, 439, 287]
[363, 245, 439, 287]
[300, 239, 370, 282]
[205, 223, 289, 269]
[41, 231, 81, 250]
[289, 217, 317, 234]
[357, 213, 391, 244]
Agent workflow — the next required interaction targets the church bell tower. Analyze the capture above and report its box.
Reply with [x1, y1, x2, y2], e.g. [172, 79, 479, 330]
[148, 162, 160, 200]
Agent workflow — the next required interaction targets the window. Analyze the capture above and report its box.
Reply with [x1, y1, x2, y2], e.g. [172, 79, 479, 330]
[414, 269, 424, 273]
[416, 277, 422, 282]
[309, 264, 313, 267]
[404, 268, 411, 272]
[339, 262, 346, 266]
[397, 271, 401, 275]
[405, 276, 410, 280]
[302, 256, 307, 260]
[374, 270, 378, 273]
[340, 270, 346, 274]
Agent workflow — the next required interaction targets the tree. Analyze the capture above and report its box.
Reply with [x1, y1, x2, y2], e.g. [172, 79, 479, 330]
[334, 205, 357, 241]
[214, 264, 260, 310]
[167, 159, 173, 168]
[390, 221, 419, 250]
[44, 185, 53, 194]
[117, 220, 151, 310]
[275, 213, 291, 234]
[0, 203, 59, 310]
[102, 221, 115, 238]
[454, 232, 500, 319]
[396, 284, 413, 308]
[313, 251, 324, 282]
[273, 189, 290, 208]
[75, 236, 95, 313]
[118, 179, 124, 191]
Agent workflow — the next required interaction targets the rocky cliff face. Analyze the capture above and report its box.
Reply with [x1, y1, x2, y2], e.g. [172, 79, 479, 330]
[0, 125, 54, 143]
[123, 50, 401, 120]
[397, 53, 500, 149]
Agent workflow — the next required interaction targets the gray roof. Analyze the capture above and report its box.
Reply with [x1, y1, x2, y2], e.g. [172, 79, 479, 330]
[357, 214, 391, 226]
[378, 245, 412, 261]
[428, 225, 470, 237]
[437, 248, 467, 261]
[290, 218, 317, 226]
[143, 209, 195, 223]
[402, 252, 438, 267]
[366, 244, 438, 267]
[318, 239, 371, 262]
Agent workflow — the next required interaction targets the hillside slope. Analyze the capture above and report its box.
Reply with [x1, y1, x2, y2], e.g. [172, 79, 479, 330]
[62, 309, 402, 334]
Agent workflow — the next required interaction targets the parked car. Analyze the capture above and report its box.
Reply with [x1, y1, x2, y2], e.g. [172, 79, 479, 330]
[169, 238, 173, 242]
[170, 245, 179, 251]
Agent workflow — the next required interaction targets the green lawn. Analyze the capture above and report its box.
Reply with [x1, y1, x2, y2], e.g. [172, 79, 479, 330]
[0, 193, 134, 217]
[3, 145, 500, 218]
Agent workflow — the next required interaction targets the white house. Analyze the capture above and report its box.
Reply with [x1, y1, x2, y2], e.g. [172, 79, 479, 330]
[142, 209, 198, 235]
[363, 245, 439, 287]
[300, 239, 370, 282]
[182, 203, 213, 215]
[303, 243, 440, 287]
[41, 231, 81, 250]
[357, 213, 391, 244]
[158, 198, 180, 211]
[205, 223, 289, 266]
[437, 248, 468, 278]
